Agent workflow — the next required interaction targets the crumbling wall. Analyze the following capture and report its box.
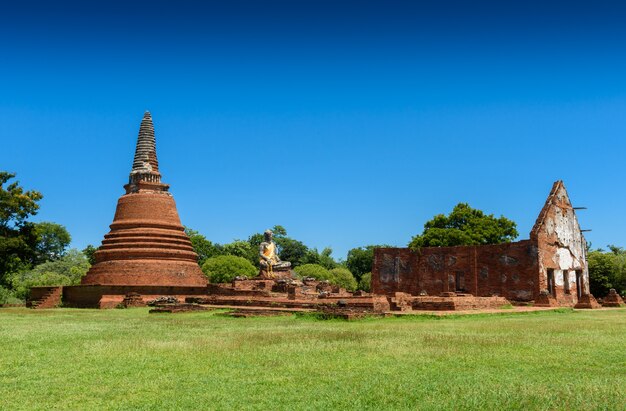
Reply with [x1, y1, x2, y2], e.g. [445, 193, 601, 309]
[372, 241, 538, 301]
[531, 181, 589, 305]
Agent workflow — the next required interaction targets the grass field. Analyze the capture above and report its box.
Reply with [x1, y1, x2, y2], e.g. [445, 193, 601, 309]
[0, 308, 624, 410]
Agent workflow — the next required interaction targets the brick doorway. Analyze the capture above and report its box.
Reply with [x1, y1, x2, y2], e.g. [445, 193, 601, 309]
[547, 269, 556, 297]
[455, 271, 466, 292]
[575, 270, 583, 299]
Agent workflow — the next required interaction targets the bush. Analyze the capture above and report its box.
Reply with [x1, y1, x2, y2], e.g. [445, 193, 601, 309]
[588, 247, 626, 297]
[296, 264, 358, 291]
[329, 267, 358, 291]
[202, 255, 257, 283]
[0, 286, 23, 305]
[10, 249, 90, 300]
[358, 272, 371, 292]
[294, 264, 333, 281]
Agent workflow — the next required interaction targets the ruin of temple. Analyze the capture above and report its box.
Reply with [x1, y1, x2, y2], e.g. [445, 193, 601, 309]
[372, 181, 599, 309]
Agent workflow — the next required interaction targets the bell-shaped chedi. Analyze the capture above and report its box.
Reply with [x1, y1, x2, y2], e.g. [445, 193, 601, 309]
[81, 112, 207, 286]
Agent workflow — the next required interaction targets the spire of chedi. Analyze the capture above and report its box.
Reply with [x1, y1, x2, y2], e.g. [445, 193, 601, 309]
[126, 111, 167, 193]
[80, 112, 207, 287]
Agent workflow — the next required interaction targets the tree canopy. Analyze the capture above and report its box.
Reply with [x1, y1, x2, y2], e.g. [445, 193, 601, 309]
[346, 245, 389, 282]
[588, 245, 626, 297]
[33, 222, 71, 264]
[0, 171, 43, 230]
[409, 203, 518, 249]
[0, 172, 43, 286]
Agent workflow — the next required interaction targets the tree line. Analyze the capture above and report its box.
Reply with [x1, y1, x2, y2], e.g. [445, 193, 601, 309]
[0, 172, 90, 304]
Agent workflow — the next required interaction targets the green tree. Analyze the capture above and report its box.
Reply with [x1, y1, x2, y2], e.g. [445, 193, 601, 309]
[358, 272, 372, 292]
[201, 255, 257, 283]
[0, 172, 43, 286]
[223, 240, 256, 265]
[409, 203, 518, 249]
[271, 225, 287, 237]
[588, 250, 614, 297]
[588, 245, 626, 297]
[329, 267, 358, 291]
[33, 222, 71, 263]
[82, 244, 98, 265]
[609, 245, 626, 295]
[10, 249, 90, 300]
[301, 247, 337, 270]
[346, 245, 389, 282]
[274, 237, 309, 267]
[184, 227, 225, 266]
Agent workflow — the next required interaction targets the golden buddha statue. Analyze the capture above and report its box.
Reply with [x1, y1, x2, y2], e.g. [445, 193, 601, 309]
[259, 229, 291, 276]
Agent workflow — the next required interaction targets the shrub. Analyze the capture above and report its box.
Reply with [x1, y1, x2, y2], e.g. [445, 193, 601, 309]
[358, 272, 371, 292]
[330, 267, 358, 291]
[294, 264, 332, 281]
[202, 255, 257, 283]
[10, 249, 90, 300]
[0, 286, 23, 305]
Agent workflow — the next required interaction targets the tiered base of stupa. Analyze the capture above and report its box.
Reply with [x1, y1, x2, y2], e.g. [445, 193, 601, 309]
[81, 259, 207, 286]
[62, 188, 209, 308]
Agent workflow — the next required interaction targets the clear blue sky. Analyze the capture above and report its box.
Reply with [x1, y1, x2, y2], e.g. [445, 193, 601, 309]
[1, 1, 625, 260]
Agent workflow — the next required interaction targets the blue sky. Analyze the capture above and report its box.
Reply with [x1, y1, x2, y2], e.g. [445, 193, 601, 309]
[1, 1, 625, 259]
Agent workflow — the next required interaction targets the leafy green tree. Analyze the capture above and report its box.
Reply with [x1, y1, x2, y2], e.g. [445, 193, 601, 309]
[409, 203, 518, 249]
[274, 237, 309, 267]
[346, 245, 389, 282]
[222, 240, 256, 265]
[301, 247, 337, 270]
[82, 244, 98, 265]
[247, 232, 265, 254]
[201, 255, 257, 283]
[33, 222, 71, 263]
[0, 172, 43, 286]
[358, 272, 372, 292]
[609, 246, 626, 295]
[10, 249, 90, 300]
[329, 267, 358, 291]
[588, 250, 614, 297]
[0, 172, 42, 227]
[588, 245, 626, 297]
[271, 225, 287, 237]
[184, 227, 226, 266]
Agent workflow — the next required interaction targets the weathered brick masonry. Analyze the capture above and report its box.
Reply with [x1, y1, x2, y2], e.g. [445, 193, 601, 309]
[373, 181, 596, 307]
[78, 111, 207, 288]
[54, 112, 207, 308]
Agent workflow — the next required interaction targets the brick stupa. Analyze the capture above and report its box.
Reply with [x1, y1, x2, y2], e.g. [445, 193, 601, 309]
[81, 112, 207, 287]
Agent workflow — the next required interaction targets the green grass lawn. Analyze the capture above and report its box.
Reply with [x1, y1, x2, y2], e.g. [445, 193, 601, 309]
[0, 308, 624, 410]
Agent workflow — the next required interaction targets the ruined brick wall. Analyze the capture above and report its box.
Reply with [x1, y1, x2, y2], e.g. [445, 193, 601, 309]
[372, 180, 588, 306]
[372, 241, 539, 301]
[530, 181, 588, 305]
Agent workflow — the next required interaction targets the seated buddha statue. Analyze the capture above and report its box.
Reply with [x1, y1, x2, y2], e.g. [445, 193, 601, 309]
[259, 229, 291, 277]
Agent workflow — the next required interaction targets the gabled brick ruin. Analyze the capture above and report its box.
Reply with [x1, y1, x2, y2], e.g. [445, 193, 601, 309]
[372, 181, 598, 307]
